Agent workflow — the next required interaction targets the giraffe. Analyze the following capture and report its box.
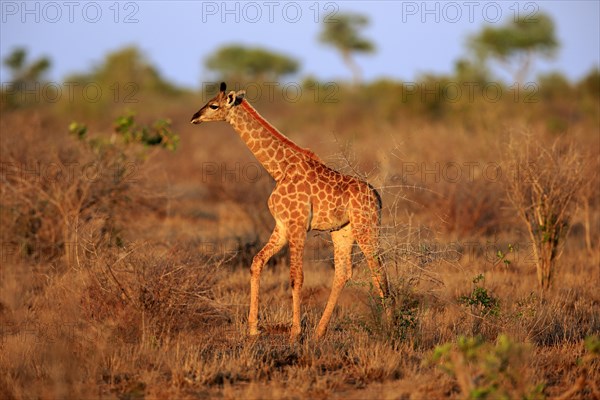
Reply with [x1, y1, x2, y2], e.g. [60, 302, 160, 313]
[191, 82, 389, 340]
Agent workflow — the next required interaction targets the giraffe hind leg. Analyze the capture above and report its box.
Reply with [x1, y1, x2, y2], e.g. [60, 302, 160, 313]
[354, 226, 391, 326]
[350, 209, 390, 304]
[315, 224, 354, 339]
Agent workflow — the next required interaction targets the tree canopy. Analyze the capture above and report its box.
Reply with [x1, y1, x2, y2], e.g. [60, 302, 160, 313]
[469, 12, 558, 83]
[70, 46, 181, 95]
[204, 45, 299, 82]
[319, 13, 375, 84]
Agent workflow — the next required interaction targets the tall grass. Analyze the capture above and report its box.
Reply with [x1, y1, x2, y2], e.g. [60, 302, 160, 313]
[1, 83, 599, 398]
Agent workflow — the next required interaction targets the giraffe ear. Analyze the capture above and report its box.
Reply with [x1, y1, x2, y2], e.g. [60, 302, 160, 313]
[227, 90, 245, 106]
[234, 90, 245, 106]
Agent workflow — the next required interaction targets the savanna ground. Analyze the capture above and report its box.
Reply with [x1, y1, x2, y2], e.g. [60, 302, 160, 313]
[1, 77, 599, 399]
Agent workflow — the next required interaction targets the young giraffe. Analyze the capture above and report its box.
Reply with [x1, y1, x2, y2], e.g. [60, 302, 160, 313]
[191, 82, 389, 340]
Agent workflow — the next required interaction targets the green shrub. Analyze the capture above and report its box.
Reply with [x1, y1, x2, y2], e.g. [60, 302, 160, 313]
[428, 335, 544, 399]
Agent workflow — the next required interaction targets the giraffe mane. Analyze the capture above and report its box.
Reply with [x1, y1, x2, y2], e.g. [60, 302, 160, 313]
[240, 100, 322, 163]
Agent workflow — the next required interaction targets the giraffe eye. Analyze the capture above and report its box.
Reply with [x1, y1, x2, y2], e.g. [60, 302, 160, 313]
[209, 104, 219, 110]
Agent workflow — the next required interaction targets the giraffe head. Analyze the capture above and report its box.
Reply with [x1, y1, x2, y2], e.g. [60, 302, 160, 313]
[190, 82, 245, 124]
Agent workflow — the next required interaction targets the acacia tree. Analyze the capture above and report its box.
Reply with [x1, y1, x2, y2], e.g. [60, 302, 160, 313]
[319, 13, 375, 85]
[470, 12, 558, 83]
[204, 45, 299, 82]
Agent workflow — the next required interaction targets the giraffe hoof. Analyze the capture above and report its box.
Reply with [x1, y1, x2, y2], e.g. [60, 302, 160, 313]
[289, 327, 301, 343]
[248, 328, 261, 337]
[289, 334, 300, 344]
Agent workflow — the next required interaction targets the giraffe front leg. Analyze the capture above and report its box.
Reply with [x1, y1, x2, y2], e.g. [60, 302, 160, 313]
[248, 223, 287, 336]
[288, 229, 306, 342]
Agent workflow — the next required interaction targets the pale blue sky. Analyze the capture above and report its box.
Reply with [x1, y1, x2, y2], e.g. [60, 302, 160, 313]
[1, 1, 599, 87]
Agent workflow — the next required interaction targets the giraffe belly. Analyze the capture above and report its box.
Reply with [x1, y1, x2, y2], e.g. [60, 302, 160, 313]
[309, 204, 350, 231]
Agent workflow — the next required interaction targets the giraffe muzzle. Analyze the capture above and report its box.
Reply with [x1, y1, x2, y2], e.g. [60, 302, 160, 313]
[190, 112, 202, 124]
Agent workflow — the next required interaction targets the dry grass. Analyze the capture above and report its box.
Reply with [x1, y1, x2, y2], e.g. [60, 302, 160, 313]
[1, 91, 599, 399]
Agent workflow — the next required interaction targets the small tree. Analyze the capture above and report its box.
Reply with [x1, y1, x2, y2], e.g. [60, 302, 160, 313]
[70, 46, 181, 95]
[470, 12, 558, 83]
[3, 47, 51, 83]
[2, 47, 51, 108]
[319, 13, 375, 85]
[204, 45, 299, 82]
[429, 335, 544, 398]
[505, 136, 583, 290]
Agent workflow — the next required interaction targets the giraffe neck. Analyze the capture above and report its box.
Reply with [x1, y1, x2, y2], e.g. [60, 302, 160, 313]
[226, 100, 320, 180]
